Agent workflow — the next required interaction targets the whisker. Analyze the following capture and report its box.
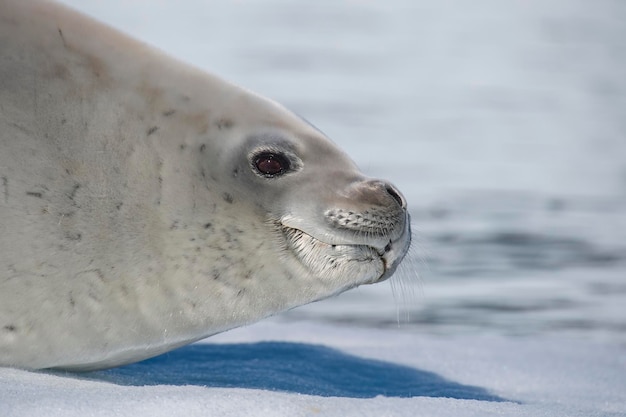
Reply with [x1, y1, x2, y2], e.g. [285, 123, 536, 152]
[389, 227, 425, 324]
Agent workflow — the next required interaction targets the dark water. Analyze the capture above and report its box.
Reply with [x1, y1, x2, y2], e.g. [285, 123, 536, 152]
[61, 0, 626, 341]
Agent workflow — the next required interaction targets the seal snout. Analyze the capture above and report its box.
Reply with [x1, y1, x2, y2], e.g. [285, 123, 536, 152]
[344, 179, 407, 211]
[321, 178, 409, 249]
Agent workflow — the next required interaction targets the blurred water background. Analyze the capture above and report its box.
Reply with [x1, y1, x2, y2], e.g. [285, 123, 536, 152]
[60, 0, 626, 343]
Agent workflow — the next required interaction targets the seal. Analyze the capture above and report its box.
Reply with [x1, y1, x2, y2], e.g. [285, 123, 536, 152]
[0, 0, 411, 370]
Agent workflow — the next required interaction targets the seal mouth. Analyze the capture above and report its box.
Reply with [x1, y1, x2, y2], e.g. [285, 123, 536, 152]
[278, 218, 410, 284]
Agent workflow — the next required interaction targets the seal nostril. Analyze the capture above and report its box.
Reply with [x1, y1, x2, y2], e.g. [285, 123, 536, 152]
[385, 183, 406, 209]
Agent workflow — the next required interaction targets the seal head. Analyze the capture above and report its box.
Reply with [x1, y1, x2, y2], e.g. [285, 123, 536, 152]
[225, 130, 410, 292]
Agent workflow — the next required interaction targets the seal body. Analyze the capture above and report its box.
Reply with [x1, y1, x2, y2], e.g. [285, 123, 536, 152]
[0, 0, 411, 370]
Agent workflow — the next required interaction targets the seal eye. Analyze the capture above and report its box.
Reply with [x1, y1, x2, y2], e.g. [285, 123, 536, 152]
[254, 152, 290, 177]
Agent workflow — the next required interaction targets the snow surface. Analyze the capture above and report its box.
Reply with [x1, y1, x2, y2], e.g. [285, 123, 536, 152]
[2, 0, 626, 416]
[2, 320, 625, 417]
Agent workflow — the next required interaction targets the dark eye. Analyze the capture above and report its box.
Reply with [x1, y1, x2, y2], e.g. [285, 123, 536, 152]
[253, 152, 290, 177]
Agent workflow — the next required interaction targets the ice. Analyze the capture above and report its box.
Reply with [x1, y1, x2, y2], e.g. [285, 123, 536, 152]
[1, 321, 625, 416]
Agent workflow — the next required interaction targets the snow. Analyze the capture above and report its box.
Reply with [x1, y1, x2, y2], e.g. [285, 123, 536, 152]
[2, 320, 625, 417]
[2, 0, 626, 415]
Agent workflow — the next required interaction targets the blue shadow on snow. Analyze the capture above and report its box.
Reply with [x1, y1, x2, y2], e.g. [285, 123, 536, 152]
[81, 342, 507, 401]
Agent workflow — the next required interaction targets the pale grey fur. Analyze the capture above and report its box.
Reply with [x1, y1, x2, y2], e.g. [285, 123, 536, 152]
[0, 0, 410, 370]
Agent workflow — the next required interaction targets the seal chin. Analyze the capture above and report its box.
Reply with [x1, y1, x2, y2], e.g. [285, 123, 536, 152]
[377, 212, 412, 282]
[279, 213, 411, 284]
